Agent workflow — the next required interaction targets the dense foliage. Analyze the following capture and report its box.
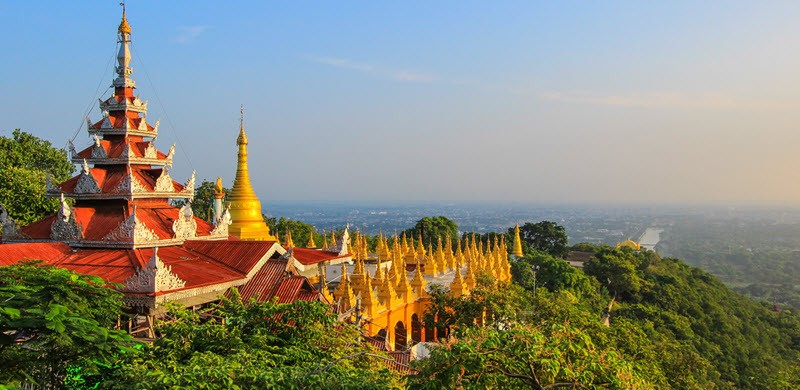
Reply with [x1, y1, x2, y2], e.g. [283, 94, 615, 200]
[101, 292, 404, 389]
[409, 277, 657, 389]
[516, 221, 569, 258]
[402, 216, 458, 248]
[659, 215, 800, 308]
[0, 129, 74, 225]
[410, 227, 800, 389]
[0, 261, 132, 388]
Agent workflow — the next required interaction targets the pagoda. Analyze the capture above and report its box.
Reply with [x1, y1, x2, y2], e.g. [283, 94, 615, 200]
[0, 7, 324, 337]
[226, 107, 276, 241]
[16, 7, 228, 248]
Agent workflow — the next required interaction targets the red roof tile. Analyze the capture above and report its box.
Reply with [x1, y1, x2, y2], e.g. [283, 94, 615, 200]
[288, 247, 350, 265]
[184, 240, 280, 274]
[235, 258, 289, 302]
[0, 242, 71, 266]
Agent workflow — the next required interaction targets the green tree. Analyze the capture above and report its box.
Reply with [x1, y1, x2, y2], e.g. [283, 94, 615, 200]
[584, 248, 645, 301]
[103, 293, 403, 389]
[403, 216, 458, 248]
[510, 250, 596, 297]
[0, 130, 74, 225]
[409, 322, 654, 389]
[0, 261, 132, 388]
[516, 221, 569, 258]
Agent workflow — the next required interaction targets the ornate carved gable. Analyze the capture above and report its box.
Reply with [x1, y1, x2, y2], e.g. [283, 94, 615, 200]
[210, 207, 232, 236]
[115, 169, 149, 194]
[172, 204, 197, 240]
[165, 144, 175, 167]
[154, 168, 175, 192]
[50, 194, 83, 241]
[102, 208, 159, 243]
[144, 141, 158, 159]
[91, 135, 107, 158]
[0, 204, 28, 241]
[124, 248, 186, 293]
[75, 160, 101, 194]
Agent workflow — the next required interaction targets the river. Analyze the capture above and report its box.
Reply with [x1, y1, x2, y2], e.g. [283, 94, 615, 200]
[638, 227, 664, 251]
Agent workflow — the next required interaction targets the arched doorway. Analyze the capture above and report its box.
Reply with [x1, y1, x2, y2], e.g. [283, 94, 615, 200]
[394, 321, 407, 350]
[411, 314, 422, 344]
[376, 328, 387, 343]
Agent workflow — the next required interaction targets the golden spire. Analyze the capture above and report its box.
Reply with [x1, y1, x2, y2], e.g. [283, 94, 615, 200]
[512, 224, 524, 257]
[285, 230, 294, 247]
[411, 261, 427, 297]
[450, 260, 465, 297]
[118, 2, 132, 35]
[306, 227, 316, 248]
[395, 257, 412, 302]
[227, 106, 275, 241]
[333, 263, 354, 311]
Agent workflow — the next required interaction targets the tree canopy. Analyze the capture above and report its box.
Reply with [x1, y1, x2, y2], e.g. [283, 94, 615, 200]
[0, 129, 74, 225]
[0, 261, 132, 388]
[101, 293, 404, 389]
[515, 221, 569, 258]
[403, 216, 458, 248]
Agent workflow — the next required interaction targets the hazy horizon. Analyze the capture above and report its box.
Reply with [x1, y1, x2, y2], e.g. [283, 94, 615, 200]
[2, 2, 800, 205]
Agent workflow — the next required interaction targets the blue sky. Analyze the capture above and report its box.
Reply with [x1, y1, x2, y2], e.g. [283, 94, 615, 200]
[2, 1, 800, 204]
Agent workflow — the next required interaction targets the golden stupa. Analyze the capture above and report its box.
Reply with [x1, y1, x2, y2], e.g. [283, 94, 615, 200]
[511, 224, 524, 257]
[227, 106, 276, 241]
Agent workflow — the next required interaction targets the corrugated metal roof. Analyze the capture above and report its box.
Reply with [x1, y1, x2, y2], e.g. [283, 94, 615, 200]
[235, 258, 289, 302]
[289, 247, 350, 265]
[0, 242, 71, 265]
[273, 276, 305, 303]
[185, 240, 278, 274]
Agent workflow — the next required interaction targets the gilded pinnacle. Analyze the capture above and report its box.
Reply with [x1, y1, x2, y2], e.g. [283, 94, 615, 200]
[118, 3, 131, 34]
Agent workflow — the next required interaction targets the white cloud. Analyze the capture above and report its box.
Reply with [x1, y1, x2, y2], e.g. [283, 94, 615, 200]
[307, 55, 437, 83]
[173, 25, 210, 44]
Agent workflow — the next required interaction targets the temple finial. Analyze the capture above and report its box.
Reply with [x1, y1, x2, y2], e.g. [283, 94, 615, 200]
[237, 105, 248, 145]
[118, 2, 131, 35]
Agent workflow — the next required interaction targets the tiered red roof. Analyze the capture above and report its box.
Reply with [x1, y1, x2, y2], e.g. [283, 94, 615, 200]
[0, 9, 325, 314]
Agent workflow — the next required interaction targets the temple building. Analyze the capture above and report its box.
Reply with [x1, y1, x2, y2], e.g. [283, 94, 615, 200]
[0, 7, 517, 354]
[0, 8, 324, 338]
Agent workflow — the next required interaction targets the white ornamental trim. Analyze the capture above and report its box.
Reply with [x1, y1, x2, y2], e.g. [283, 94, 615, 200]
[115, 170, 149, 194]
[144, 142, 158, 159]
[50, 195, 83, 242]
[0, 204, 28, 241]
[210, 207, 232, 236]
[74, 160, 101, 194]
[154, 168, 175, 193]
[165, 144, 175, 167]
[91, 135, 107, 159]
[102, 209, 159, 243]
[124, 248, 186, 293]
[183, 171, 196, 199]
[172, 204, 197, 240]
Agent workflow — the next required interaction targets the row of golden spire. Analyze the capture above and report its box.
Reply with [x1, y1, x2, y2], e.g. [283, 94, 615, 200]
[325, 231, 514, 316]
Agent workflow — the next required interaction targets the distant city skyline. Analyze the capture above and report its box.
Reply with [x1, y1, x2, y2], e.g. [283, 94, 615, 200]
[2, 1, 800, 204]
